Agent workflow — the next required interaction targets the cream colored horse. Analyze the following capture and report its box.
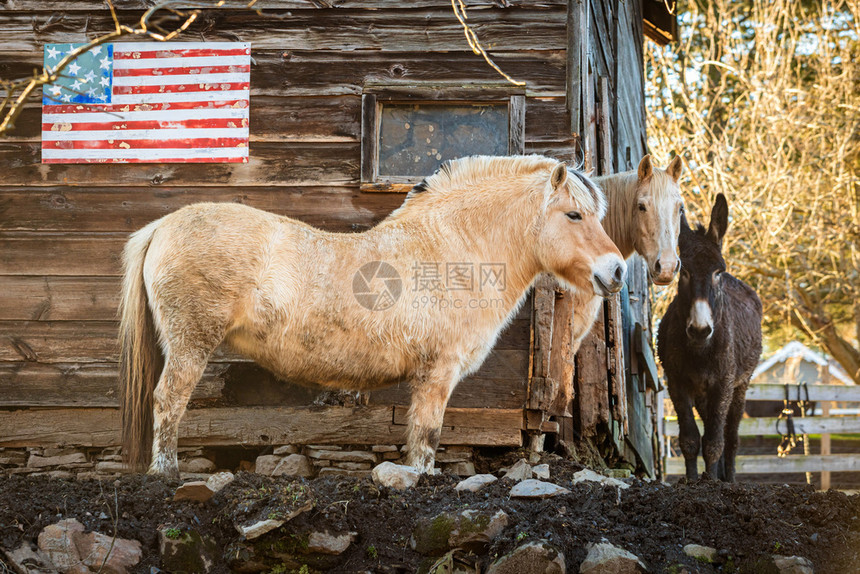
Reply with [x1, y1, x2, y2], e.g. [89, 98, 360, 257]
[571, 155, 684, 352]
[119, 155, 627, 477]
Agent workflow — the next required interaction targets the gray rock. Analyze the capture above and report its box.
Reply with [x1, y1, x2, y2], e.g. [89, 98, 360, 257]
[372, 445, 400, 453]
[572, 468, 630, 490]
[272, 454, 314, 478]
[435, 451, 472, 463]
[509, 479, 570, 499]
[533, 464, 550, 480]
[3, 543, 58, 574]
[371, 462, 421, 490]
[486, 540, 565, 574]
[95, 461, 129, 474]
[273, 445, 299, 455]
[253, 455, 282, 476]
[331, 461, 373, 471]
[580, 542, 647, 573]
[237, 519, 284, 540]
[307, 531, 357, 555]
[179, 457, 215, 474]
[173, 481, 215, 503]
[455, 474, 498, 493]
[449, 510, 509, 552]
[28, 452, 87, 468]
[158, 529, 218, 573]
[503, 458, 533, 481]
[683, 544, 717, 563]
[772, 555, 814, 574]
[206, 471, 235, 493]
[305, 448, 378, 463]
[37, 518, 142, 574]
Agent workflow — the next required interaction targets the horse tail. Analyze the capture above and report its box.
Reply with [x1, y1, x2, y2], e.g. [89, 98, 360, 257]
[119, 220, 164, 472]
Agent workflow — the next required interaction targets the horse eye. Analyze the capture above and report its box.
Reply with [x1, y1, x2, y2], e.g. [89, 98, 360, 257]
[566, 211, 582, 222]
[638, 204, 647, 213]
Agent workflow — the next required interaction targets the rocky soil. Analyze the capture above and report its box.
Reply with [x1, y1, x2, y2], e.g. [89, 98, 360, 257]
[1, 453, 859, 573]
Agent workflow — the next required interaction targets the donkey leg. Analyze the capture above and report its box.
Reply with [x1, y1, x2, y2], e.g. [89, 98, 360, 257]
[701, 383, 733, 480]
[404, 368, 457, 473]
[669, 384, 700, 481]
[722, 384, 748, 483]
[148, 353, 208, 478]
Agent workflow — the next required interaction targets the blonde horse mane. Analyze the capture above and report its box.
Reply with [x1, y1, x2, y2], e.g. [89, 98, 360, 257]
[399, 154, 606, 219]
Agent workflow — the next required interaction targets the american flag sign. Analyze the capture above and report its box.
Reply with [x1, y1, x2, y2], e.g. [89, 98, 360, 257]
[41, 42, 250, 164]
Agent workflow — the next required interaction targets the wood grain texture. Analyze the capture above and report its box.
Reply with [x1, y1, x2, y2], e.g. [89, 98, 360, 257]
[0, 405, 523, 448]
[0, 9, 566, 53]
[666, 454, 860, 475]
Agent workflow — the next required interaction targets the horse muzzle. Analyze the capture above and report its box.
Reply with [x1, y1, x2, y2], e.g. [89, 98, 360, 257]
[592, 256, 627, 298]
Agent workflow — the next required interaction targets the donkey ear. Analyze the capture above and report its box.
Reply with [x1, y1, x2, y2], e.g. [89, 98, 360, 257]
[707, 193, 729, 246]
[550, 163, 568, 190]
[667, 155, 683, 182]
[637, 155, 653, 181]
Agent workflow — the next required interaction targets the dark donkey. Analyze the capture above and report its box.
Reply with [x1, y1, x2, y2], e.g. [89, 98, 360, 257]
[657, 194, 762, 482]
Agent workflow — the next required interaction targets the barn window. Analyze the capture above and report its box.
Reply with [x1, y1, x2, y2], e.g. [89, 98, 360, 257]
[361, 84, 525, 192]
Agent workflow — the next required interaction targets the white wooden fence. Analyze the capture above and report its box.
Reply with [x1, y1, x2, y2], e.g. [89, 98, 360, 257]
[662, 383, 860, 484]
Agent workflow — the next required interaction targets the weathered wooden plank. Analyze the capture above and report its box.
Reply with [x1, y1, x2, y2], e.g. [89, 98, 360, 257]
[666, 454, 860, 475]
[0, 235, 125, 276]
[0, 405, 523, 448]
[746, 384, 860, 403]
[547, 288, 575, 416]
[4, 90, 568, 145]
[0, 187, 403, 233]
[574, 304, 610, 434]
[0, 320, 531, 365]
[393, 406, 523, 431]
[0, 362, 224, 407]
[0, 51, 568, 114]
[663, 416, 860, 437]
[0, 10, 567, 53]
[0, 1, 567, 13]
[0, 277, 120, 321]
[0, 142, 358, 188]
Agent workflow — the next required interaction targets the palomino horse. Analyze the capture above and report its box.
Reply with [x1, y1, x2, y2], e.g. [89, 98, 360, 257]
[120, 155, 627, 477]
[657, 194, 762, 481]
[571, 155, 684, 353]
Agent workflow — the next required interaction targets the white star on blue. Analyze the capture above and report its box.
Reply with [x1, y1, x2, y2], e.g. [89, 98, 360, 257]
[43, 43, 113, 105]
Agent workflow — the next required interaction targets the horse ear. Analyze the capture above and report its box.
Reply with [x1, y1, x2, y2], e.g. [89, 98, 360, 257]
[667, 155, 683, 182]
[707, 193, 729, 247]
[550, 163, 568, 190]
[637, 155, 653, 181]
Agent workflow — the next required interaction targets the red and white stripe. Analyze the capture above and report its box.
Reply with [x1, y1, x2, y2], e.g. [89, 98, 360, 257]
[42, 42, 250, 164]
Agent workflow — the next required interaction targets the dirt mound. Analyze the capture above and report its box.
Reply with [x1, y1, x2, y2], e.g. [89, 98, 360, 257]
[1, 456, 859, 573]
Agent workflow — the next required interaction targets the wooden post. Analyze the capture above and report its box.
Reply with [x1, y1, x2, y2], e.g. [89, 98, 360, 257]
[821, 365, 832, 490]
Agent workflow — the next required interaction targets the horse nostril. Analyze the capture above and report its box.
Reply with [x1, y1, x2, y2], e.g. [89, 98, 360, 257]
[613, 264, 624, 284]
[674, 260, 681, 274]
[654, 260, 662, 274]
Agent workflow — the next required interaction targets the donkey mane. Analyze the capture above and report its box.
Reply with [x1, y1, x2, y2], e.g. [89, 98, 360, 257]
[404, 155, 606, 218]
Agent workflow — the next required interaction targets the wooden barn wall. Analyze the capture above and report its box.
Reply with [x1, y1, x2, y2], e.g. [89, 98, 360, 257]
[0, 0, 583, 450]
[564, 0, 656, 475]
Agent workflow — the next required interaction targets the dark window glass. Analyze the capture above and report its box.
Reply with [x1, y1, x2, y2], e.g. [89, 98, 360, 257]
[378, 103, 508, 177]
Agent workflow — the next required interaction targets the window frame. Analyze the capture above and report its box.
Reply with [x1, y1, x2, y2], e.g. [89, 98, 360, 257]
[360, 83, 526, 193]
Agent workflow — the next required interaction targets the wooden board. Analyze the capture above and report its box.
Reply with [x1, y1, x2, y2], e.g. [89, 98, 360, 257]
[0, 362, 224, 407]
[1, 142, 358, 188]
[666, 454, 860, 475]
[0, 187, 400, 234]
[0, 1, 568, 10]
[0, 405, 523, 448]
[0, 318, 530, 362]
[745, 384, 860, 402]
[663, 416, 860, 437]
[0, 10, 567, 53]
